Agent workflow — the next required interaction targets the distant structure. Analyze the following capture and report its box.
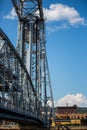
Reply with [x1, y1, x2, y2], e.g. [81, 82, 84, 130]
[55, 105, 87, 125]
[57, 105, 77, 114]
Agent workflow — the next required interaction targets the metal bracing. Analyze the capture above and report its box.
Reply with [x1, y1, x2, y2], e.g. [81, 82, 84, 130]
[12, 0, 43, 22]
[0, 0, 54, 126]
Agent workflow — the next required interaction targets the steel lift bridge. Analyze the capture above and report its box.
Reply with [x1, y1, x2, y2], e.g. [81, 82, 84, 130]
[0, 0, 54, 127]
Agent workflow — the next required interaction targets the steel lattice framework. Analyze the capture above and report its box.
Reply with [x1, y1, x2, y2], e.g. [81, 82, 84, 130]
[0, 0, 54, 127]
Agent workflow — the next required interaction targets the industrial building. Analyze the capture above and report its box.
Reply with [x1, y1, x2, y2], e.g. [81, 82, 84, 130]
[55, 105, 87, 125]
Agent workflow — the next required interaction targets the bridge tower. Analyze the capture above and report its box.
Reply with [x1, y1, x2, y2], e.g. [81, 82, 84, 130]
[12, 0, 54, 126]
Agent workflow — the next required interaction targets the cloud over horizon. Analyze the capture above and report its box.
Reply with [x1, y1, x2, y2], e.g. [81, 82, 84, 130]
[54, 93, 87, 107]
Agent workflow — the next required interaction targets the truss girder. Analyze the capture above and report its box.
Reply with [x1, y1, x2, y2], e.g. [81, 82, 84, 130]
[0, 28, 44, 123]
[12, 0, 43, 21]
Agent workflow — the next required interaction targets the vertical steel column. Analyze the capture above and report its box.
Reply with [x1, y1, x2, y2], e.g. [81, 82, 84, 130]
[36, 19, 41, 115]
[27, 22, 33, 75]
[42, 22, 48, 125]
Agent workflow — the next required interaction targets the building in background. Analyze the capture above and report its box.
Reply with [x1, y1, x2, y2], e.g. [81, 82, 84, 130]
[57, 105, 77, 115]
[55, 105, 87, 125]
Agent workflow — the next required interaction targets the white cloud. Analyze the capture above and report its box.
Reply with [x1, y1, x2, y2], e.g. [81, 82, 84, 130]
[54, 93, 87, 107]
[4, 8, 17, 20]
[47, 23, 68, 32]
[47, 100, 53, 107]
[44, 3, 86, 26]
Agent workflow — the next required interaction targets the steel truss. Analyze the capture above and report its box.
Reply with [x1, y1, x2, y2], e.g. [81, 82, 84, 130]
[0, 28, 37, 115]
[0, 0, 54, 126]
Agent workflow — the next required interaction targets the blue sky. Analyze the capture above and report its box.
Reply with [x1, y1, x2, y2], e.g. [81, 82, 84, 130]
[0, 0, 87, 107]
